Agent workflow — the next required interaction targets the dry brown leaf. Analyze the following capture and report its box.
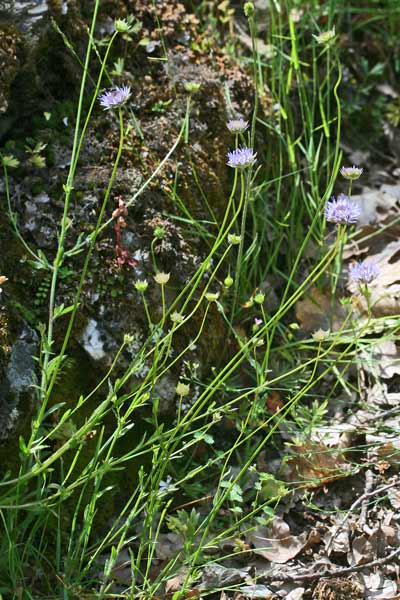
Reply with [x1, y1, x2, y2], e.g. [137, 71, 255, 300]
[295, 288, 349, 332]
[354, 185, 400, 227]
[250, 517, 308, 563]
[359, 341, 400, 380]
[238, 584, 274, 599]
[283, 442, 352, 488]
[363, 573, 398, 600]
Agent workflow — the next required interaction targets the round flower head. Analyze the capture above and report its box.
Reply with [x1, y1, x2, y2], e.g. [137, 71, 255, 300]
[349, 260, 379, 285]
[227, 146, 256, 169]
[340, 165, 363, 181]
[324, 194, 361, 225]
[98, 85, 131, 110]
[227, 118, 249, 134]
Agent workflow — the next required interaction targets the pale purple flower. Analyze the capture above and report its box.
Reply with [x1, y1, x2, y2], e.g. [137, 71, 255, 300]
[340, 165, 363, 180]
[349, 260, 379, 285]
[98, 85, 131, 110]
[227, 118, 249, 134]
[227, 146, 256, 169]
[324, 194, 361, 225]
[254, 318, 262, 326]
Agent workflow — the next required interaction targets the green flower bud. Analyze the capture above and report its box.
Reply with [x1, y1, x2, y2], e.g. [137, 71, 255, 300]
[224, 275, 234, 288]
[228, 234, 241, 245]
[184, 82, 201, 93]
[244, 2, 254, 18]
[135, 279, 148, 292]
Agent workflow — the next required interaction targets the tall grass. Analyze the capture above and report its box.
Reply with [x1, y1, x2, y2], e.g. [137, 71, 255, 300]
[1, 0, 399, 598]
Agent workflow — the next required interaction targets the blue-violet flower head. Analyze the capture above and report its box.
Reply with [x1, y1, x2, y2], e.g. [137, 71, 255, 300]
[349, 260, 379, 285]
[227, 146, 256, 169]
[324, 193, 361, 225]
[98, 85, 131, 110]
[227, 118, 249, 134]
[340, 165, 363, 180]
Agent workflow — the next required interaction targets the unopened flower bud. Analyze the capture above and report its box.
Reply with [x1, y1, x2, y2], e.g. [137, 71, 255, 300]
[124, 333, 135, 344]
[135, 279, 148, 292]
[184, 82, 201, 93]
[244, 2, 254, 18]
[254, 291, 265, 305]
[228, 234, 241, 245]
[224, 275, 234, 288]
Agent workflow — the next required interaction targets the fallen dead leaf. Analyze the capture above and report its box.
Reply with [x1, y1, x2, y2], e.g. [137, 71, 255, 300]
[358, 341, 400, 380]
[353, 185, 400, 227]
[295, 288, 349, 332]
[363, 573, 398, 600]
[238, 584, 274, 599]
[283, 442, 353, 488]
[250, 517, 308, 564]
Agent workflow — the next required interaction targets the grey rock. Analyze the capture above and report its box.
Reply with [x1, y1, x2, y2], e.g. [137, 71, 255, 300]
[0, 326, 37, 440]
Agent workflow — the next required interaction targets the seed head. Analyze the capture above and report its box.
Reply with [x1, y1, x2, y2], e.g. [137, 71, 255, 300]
[154, 272, 170, 285]
[205, 292, 220, 302]
[349, 260, 379, 285]
[171, 311, 185, 324]
[340, 165, 363, 180]
[176, 382, 190, 397]
[227, 118, 249, 134]
[313, 27, 336, 45]
[227, 146, 256, 169]
[324, 194, 361, 225]
[98, 85, 131, 110]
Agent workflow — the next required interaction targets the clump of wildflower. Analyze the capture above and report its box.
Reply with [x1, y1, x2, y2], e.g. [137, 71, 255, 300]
[340, 165, 363, 181]
[349, 260, 379, 285]
[154, 272, 170, 285]
[228, 234, 241, 245]
[227, 118, 249, 134]
[227, 146, 256, 169]
[324, 194, 361, 225]
[313, 27, 335, 44]
[98, 85, 131, 110]
[176, 382, 190, 397]
[171, 311, 185, 324]
[135, 280, 148, 292]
